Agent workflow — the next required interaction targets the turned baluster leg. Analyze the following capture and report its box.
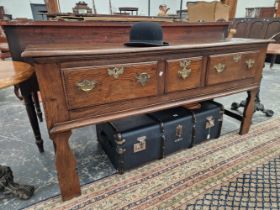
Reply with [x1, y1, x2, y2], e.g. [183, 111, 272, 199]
[52, 131, 81, 201]
[32, 91, 43, 122]
[23, 93, 44, 153]
[239, 89, 258, 135]
[14, 85, 23, 100]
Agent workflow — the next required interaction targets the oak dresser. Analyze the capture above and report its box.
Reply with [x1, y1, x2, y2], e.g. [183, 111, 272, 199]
[2, 21, 271, 201]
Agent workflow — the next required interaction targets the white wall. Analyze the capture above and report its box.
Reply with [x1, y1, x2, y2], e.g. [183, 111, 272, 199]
[0, 0, 44, 19]
[0, 0, 277, 19]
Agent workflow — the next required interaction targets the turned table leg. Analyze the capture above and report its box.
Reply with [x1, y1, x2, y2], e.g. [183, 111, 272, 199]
[239, 89, 258, 135]
[23, 93, 44, 153]
[52, 131, 81, 201]
[32, 91, 43, 122]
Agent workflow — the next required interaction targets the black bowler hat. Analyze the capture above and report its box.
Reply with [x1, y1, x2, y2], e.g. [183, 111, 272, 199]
[125, 22, 169, 47]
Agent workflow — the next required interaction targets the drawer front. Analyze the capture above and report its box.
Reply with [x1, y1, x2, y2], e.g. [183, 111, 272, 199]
[63, 61, 159, 109]
[166, 57, 203, 93]
[206, 51, 259, 86]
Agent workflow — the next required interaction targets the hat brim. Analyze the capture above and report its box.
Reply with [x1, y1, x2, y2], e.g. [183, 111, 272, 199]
[124, 41, 169, 47]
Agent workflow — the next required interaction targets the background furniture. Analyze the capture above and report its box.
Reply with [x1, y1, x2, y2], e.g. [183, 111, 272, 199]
[0, 61, 34, 89]
[30, 4, 48, 20]
[231, 17, 280, 64]
[245, 7, 275, 18]
[267, 43, 280, 68]
[231, 17, 280, 40]
[221, 0, 238, 19]
[0, 61, 44, 152]
[0, 62, 36, 200]
[0, 25, 44, 152]
[72, 1, 92, 15]
[119, 7, 138, 15]
[44, 0, 60, 14]
[229, 18, 277, 117]
[266, 32, 280, 68]
[0, 6, 12, 20]
[188, 1, 230, 22]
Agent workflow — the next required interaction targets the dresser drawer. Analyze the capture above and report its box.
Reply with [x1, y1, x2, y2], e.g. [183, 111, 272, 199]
[62, 61, 159, 109]
[206, 51, 259, 86]
[166, 57, 203, 93]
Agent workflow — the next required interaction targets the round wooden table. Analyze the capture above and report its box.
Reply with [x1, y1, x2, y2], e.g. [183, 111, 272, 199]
[0, 61, 44, 152]
[0, 61, 34, 89]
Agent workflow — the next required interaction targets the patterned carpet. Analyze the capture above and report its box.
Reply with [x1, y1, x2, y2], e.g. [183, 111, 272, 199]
[187, 156, 280, 209]
[25, 116, 280, 210]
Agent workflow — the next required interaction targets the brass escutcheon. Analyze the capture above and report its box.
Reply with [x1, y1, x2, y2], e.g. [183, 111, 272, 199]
[107, 66, 124, 79]
[245, 59, 255, 69]
[214, 63, 226, 73]
[233, 54, 241, 62]
[178, 59, 192, 79]
[136, 73, 150, 86]
[76, 80, 97, 92]
[178, 68, 192, 79]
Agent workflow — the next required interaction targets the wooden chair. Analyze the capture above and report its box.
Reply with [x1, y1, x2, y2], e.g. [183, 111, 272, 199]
[0, 61, 44, 152]
[267, 32, 280, 69]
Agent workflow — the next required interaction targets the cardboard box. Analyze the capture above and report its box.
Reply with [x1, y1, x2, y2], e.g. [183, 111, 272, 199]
[188, 1, 230, 22]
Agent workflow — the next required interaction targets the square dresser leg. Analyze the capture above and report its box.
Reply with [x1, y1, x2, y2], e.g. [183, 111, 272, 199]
[239, 89, 258, 135]
[52, 131, 81, 201]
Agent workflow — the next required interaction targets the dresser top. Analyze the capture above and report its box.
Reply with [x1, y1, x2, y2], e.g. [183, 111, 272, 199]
[22, 38, 272, 58]
[1, 20, 229, 27]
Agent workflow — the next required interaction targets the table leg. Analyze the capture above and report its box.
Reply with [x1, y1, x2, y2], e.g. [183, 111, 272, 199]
[270, 55, 277, 69]
[14, 85, 23, 100]
[32, 91, 43, 122]
[52, 131, 81, 201]
[239, 89, 258, 135]
[23, 93, 44, 153]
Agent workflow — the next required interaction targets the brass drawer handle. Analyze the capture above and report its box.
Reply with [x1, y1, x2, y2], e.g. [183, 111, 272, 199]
[136, 73, 150, 86]
[233, 54, 241, 62]
[178, 59, 192, 79]
[76, 80, 97, 92]
[245, 59, 255, 69]
[214, 63, 226, 73]
[108, 66, 124, 79]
